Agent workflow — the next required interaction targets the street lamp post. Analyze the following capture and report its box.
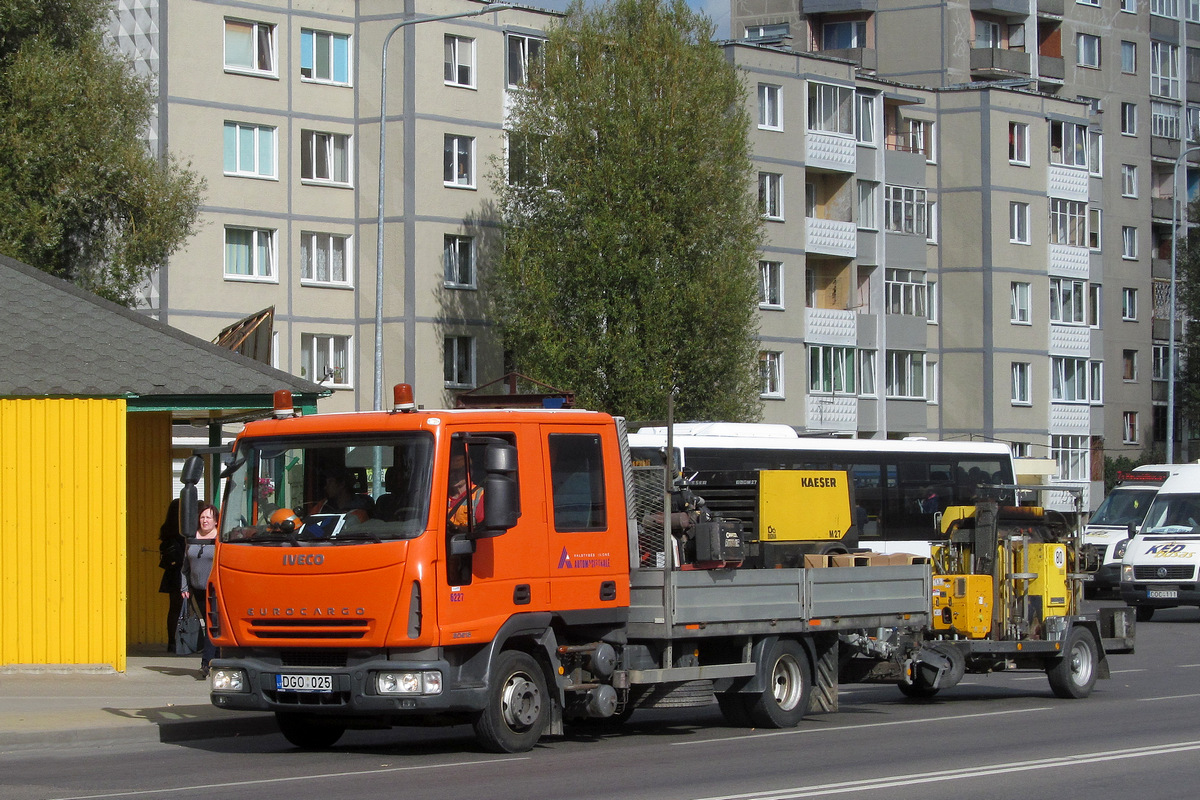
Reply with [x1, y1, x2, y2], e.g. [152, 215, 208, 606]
[1168, 146, 1200, 464]
[373, 3, 513, 413]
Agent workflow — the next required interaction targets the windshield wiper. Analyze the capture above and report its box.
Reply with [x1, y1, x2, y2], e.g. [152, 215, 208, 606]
[331, 529, 383, 543]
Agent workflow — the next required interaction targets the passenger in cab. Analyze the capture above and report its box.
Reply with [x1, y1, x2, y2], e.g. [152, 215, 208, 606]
[311, 465, 375, 522]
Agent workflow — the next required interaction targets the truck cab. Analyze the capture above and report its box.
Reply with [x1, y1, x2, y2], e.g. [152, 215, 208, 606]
[1119, 464, 1200, 621]
[1082, 467, 1167, 596]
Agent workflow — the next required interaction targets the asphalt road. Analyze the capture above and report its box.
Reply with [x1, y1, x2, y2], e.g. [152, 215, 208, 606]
[5, 604, 1200, 800]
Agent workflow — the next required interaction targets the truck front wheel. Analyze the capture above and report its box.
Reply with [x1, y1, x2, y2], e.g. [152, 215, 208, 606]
[746, 639, 812, 728]
[473, 650, 548, 753]
[1046, 627, 1099, 699]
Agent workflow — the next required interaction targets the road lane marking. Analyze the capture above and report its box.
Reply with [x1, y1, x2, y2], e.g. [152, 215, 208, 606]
[1137, 693, 1200, 702]
[671, 707, 1051, 747]
[1109, 668, 1147, 674]
[689, 740, 1200, 799]
[45, 756, 527, 800]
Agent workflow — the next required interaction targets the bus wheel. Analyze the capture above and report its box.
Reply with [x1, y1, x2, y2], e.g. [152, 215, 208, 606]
[746, 639, 811, 728]
[473, 650, 548, 753]
[1046, 627, 1098, 699]
[275, 712, 345, 750]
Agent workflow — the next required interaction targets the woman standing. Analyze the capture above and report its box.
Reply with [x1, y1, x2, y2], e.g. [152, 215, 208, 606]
[157, 500, 185, 652]
[181, 501, 218, 678]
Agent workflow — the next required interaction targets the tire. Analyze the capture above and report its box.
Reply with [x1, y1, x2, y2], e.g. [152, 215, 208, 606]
[473, 650, 549, 754]
[275, 712, 345, 750]
[745, 639, 812, 728]
[1046, 626, 1099, 699]
[897, 678, 939, 699]
[1135, 605, 1155, 622]
[716, 693, 753, 727]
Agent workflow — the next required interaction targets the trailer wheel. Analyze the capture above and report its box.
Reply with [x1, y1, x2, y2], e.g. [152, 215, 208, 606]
[275, 712, 345, 750]
[897, 678, 939, 699]
[1135, 605, 1155, 622]
[473, 650, 548, 753]
[1046, 627, 1099, 699]
[745, 639, 812, 728]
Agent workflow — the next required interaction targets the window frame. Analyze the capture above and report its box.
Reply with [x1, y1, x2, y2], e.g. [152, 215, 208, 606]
[300, 231, 351, 286]
[1123, 411, 1140, 444]
[1010, 281, 1032, 325]
[884, 185, 928, 235]
[1122, 287, 1138, 320]
[807, 82, 855, 136]
[885, 268, 928, 316]
[759, 83, 782, 130]
[1010, 201, 1031, 244]
[759, 260, 784, 309]
[1121, 102, 1138, 136]
[300, 28, 351, 85]
[223, 121, 277, 179]
[808, 344, 856, 395]
[759, 172, 784, 220]
[1050, 277, 1088, 325]
[1051, 356, 1089, 403]
[444, 234, 476, 289]
[224, 18, 276, 77]
[1122, 164, 1138, 198]
[1121, 40, 1137, 74]
[301, 333, 351, 387]
[444, 34, 476, 89]
[1009, 122, 1030, 165]
[507, 34, 544, 89]
[1076, 33, 1101, 69]
[301, 129, 351, 185]
[760, 351, 784, 398]
[444, 335, 476, 388]
[444, 134, 476, 189]
[224, 225, 277, 282]
[1011, 362, 1031, 406]
[1049, 198, 1088, 247]
[885, 350, 926, 400]
[1122, 225, 1139, 259]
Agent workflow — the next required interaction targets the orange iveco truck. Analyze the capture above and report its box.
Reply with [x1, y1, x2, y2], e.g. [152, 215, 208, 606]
[182, 385, 1127, 752]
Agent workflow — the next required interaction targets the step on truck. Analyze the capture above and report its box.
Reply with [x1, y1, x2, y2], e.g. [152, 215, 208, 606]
[184, 386, 1134, 752]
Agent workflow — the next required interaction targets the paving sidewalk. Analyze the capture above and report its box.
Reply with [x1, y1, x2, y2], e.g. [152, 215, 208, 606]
[0, 646, 277, 751]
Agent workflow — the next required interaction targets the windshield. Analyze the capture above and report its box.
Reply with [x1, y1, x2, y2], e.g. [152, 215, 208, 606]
[220, 432, 434, 544]
[1140, 493, 1200, 535]
[1089, 487, 1158, 527]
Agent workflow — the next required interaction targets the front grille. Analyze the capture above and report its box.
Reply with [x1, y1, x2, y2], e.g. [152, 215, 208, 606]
[1133, 565, 1195, 581]
[280, 649, 350, 668]
[265, 690, 350, 707]
[248, 619, 370, 640]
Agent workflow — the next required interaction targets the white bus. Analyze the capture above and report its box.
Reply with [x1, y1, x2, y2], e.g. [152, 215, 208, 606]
[628, 422, 1016, 555]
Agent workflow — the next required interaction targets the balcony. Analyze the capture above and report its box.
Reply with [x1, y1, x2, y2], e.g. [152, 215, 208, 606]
[806, 394, 857, 432]
[1048, 243, 1089, 278]
[1038, 55, 1064, 81]
[805, 307, 857, 342]
[806, 131, 857, 173]
[970, 47, 1031, 77]
[820, 47, 878, 71]
[801, 0, 877, 12]
[805, 217, 857, 258]
[1151, 196, 1178, 222]
[971, 0, 1033, 13]
[1037, 0, 1064, 15]
[1047, 164, 1088, 202]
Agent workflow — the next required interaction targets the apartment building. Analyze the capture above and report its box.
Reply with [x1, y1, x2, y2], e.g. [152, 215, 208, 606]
[732, 0, 1200, 492]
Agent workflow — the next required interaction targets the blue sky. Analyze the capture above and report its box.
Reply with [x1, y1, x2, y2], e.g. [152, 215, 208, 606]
[517, 0, 733, 39]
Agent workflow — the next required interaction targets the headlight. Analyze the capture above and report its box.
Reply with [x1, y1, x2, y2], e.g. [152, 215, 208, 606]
[376, 670, 442, 695]
[1113, 539, 1129, 559]
[1121, 564, 1134, 582]
[211, 668, 248, 692]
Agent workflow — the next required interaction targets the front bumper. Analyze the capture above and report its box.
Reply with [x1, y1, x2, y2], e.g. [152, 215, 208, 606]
[1119, 583, 1200, 607]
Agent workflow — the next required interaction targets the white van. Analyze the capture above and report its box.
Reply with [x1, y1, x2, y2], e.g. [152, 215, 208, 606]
[1119, 463, 1200, 621]
[1083, 467, 1169, 596]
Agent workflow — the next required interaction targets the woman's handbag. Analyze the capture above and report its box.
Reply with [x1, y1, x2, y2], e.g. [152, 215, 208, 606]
[175, 596, 205, 655]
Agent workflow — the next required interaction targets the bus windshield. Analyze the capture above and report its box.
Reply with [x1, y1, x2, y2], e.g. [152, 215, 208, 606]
[220, 432, 435, 544]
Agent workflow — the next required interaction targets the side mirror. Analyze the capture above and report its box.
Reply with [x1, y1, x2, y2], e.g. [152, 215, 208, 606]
[477, 443, 519, 537]
[179, 455, 203, 539]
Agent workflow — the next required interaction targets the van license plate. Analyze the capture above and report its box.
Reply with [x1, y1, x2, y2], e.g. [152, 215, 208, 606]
[1147, 589, 1178, 599]
[276, 674, 333, 692]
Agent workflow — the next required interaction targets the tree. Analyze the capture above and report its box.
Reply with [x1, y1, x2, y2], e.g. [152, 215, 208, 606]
[0, 0, 203, 306]
[1177, 198, 1200, 434]
[489, 0, 763, 421]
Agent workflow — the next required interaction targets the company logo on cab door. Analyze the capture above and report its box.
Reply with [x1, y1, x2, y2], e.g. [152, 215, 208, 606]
[558, 547, 612, 569]
[247, 607, 366, 617]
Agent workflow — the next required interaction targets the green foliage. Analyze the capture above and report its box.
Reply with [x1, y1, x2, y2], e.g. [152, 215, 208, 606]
[490, 0, 763, 421]
[1103, 450, 1161, 493]
[1177, 199, 1200, 432]
[0, 1, 203, 306]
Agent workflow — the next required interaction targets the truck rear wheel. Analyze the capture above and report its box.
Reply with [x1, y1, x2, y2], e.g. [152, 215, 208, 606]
[473, 650, 548, 753]
[275, 712, 345, 750]
[746, 639, 811, 728]
[1046, 627, 1099, 699]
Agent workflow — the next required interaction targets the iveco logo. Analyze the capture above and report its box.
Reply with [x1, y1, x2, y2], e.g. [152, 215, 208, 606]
[283, 554, 324, 566]
[1158, 566, 1169, 578]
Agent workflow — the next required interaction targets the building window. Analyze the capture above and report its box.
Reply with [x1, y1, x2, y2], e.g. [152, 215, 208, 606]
[1123, 349, 1139, 381]
[1121, 102, 1138, 135]
[926, 360, 938, 405]
[1076, 34, 1101, 69]
[1089, 283, 1102, 328]
[444, 336, 475, 388]
[300, 232, 349, 285]
[1152, 41, 1181, 99]
[1154, 343, 1173, 380]
[759, 172, 783, 220]
[1191, 0, 1200, 21]
[1189, 105, 1200, 141]
[975, 18, 1001, 48]
[224, 226, 275, 280]
[1052, 435, 1089, 481]
[886, 351, 925, 399]
[1050, 277, 1087, 325]
[224, 18, 275, 75]
[223, 122, 276, 178]
[1011, 362, 1031, 405]
[1152, 0, 1180, 17]
[1123, 412, 1140, 444]
[1152, 101, 1181, 138]
[809, 345, 855, 394]
[1121, 164, 1138, 197]
[1122, 287, 1138, 320]
[1050, 121, 1088, 169]
[1088, 208, 1102, 250]
[1009, 122, 1029, 165]
[444, 235, 475, 288]
[444, 35, 475, 88]
[857, 181, 878, 229]
[807, 82, 854, 135]
[300, 29, 350, 84]
[859, 350, 877, 397]
[302, 333, 350, 387]
[823, 19, 867, 49]
[1011, 281, 1031, 324]
[857, 93, 876, 144]
[885, 268, 928, 316]
[301, 130, 350, 185]
[444, 134, 475, 188]
[507, 34, 543, 88]
[1122, 0, 1137, 10]
[759, 260, 783, 309]
[1088, 130, 1103, 177]
[1119, 225, 1137, 260]
[884, 185, 928, 235]
[910, 119, 934, 161]
[760, 351, 784, 398]
[1121, 41, 1137, 74]
[1051, 356, 1089, 402]
[1090, 360, 1104, 403]
[926, 200, 938, 242]
[759, 84, 782, 130]
[1010, 201, 1030, 244]
[1050, 198, 1087, 247]
[926, 280, 938, 323]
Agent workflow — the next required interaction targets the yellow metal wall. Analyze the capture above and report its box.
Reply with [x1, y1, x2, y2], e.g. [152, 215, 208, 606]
[126, 412, 173, 648]
[0, 398, 127, 670]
